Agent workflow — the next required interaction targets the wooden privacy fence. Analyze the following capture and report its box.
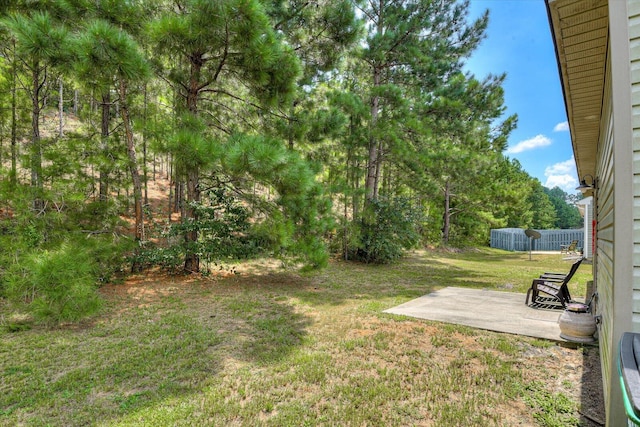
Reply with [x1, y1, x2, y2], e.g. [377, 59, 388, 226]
[490, 228, 584, 252]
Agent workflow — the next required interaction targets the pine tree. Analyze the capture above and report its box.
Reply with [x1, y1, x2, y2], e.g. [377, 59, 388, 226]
[148, 0, 300, 272]
[2, 11, 68, 211]
[74, 20, 151, 243]
[358, 0, 489, 205]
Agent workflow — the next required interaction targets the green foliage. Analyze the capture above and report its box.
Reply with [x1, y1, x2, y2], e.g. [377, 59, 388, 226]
[133, 186, 266, 272]
[0, 0, 583, 281]
[0, 179, 133, 319]
[4, 242, 102, 323]
[223, 133, 331, 268]
[164, 113, 218, 173]
[148, 0, 301, 108]
[348, 197, 423, 264]
[129, 244, 184, 272]
[544, 187, 582, 229]
[530, 182, 557, 229]
[521, 381, 579, 426]
[2, 11, 69, 64]
[73, 18, 151, 90]
[266, 0, 361, 82]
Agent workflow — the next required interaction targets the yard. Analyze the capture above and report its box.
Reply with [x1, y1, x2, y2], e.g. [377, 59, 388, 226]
[1, 249, 604, 426]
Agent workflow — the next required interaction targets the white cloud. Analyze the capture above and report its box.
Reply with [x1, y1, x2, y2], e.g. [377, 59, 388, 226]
[544, 158, 578, 192]
[544, 158, 575, 176]
[553, 121, 570, 132]
[506, 134, 552, 154]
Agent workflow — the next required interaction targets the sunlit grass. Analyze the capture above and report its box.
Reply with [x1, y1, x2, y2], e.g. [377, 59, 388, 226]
[0, 248, 596, 426]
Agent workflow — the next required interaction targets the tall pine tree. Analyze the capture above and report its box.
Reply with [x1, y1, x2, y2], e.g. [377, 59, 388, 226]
[148, 0, 300, 272]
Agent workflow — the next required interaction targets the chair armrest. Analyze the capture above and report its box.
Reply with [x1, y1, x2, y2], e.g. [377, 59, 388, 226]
[539, 276, 564, 282]
[540, 273, 566, 279]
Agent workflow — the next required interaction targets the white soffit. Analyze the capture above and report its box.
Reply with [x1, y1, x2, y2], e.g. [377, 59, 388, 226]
[547, 0, 608, 179]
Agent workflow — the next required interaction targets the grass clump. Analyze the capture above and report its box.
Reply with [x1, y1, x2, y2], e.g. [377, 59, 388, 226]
[522, 381, 579, 426]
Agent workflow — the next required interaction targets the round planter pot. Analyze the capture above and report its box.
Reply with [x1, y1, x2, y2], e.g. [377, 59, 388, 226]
[559, 303, 597, 343]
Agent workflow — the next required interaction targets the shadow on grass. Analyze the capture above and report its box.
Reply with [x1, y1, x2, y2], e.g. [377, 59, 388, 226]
[0, 248, 597, 425]
[0, 287, 312, 425]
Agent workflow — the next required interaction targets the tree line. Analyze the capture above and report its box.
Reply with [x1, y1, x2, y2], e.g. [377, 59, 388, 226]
[0, 0, 581, 321]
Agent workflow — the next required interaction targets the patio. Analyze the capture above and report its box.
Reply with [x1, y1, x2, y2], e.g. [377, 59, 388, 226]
[384, 286, 578, 342]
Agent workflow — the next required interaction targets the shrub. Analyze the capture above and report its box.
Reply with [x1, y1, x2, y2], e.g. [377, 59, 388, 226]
[347, 197, 423, 264]
[4, 243, 103, 324]
[130, 243, 185, 272]
[133, 187, 268, 272]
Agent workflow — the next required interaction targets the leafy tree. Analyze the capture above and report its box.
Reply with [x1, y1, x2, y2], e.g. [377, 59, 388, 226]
[349, 196, 423, 263]
[263, 0, 360, 150]
[4, 242, 102, 323]
[545, 186, 582, 229]
[529, 181, 557, 229]
[417, 74, 516, 244]
[222, 133, 333, 268]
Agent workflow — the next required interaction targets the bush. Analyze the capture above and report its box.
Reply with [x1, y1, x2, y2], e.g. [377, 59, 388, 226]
[347, 197, 423, 264]
[132, 187, 268, 272]
[130, 243, 185, 272]
[4, 242, 103, 324]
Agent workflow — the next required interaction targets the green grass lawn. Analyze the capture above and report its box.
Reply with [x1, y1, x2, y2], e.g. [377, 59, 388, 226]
[1, 248, 599, 426]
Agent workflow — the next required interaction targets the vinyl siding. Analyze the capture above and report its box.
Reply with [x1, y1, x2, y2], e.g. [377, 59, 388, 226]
[630, 3, 640, 327]
[596, 51, 614, 409]
[604, 2, 637, 424]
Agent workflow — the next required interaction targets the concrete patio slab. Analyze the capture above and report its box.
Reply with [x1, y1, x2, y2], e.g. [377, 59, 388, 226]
[383, 287, 565, 341]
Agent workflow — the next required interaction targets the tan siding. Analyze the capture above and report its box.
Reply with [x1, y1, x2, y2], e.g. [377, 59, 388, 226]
[631, 57, 640, 82]
[634, 198, 640, 226]
[551, 1, 633, 423]
[631, 0, 640, 333]
[596, 48, 615, 417]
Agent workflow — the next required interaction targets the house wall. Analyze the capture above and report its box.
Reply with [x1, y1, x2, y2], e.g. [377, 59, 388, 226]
[629, 0, 640, 326]
[595, 44, 617, 424]
[597, 1, 637, 425]
[585, 200, 593, 260]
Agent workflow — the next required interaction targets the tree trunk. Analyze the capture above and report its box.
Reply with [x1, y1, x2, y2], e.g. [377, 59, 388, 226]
[99, 92, 110, 201]
[174, 181, 183, 213]
[365, 3, 385, 206]
[442, 179, 451, 245]
[365, 67, 381, 205]
[58, 78, 64, 138]
[31, 63, 44, 213]
[182, 59, 202, 273]
[142, 83, 148, 205]
[288, 103, 297, 150]
[352, 157, 360, 222]
[10, 40, 17, 187]
[184, 168, 200, 273]
[118, 80, 144, 244]
[374, 140, 383, 199]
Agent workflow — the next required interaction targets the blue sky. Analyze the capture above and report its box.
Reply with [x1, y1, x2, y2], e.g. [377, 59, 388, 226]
[464, 0, 577, 193]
